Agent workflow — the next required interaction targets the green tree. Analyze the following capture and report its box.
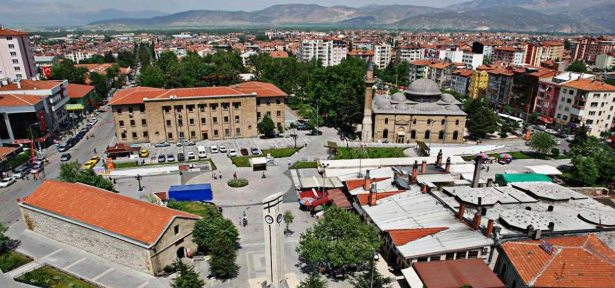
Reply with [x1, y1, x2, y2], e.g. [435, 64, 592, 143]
[349, 270, 392, 288]
[171, 260, 205, 288]
[289, 122, 298, 148]
[138, 44, 152, 67]
[564, 39, 572, 50]
[192, 217, 239, 253]
[79, 55, 105, 64]
[208, 231, 238, 279]
[499, 124, 512, 138]
[117, 51, 136, 68]
[138, 66, 165, 88]
[0, 223, 12, 252]
[49, 59, 88, 84]
[104, 51, 115, 63]
[277, 122, 284, 133]
[297, 206, 381, 270]
[566, 61, 588, 73]
[464, 100, 498, 138]
[90, 72, 109, 100]
[157, 51, 179, 73]
[257, 114, 275, 136]
[283, 210, 295, 233]
[59, 161, 115, 192]
[572, 156, 599, 185]
[527, 132, 557, 155]
[299, 273, 328, 288]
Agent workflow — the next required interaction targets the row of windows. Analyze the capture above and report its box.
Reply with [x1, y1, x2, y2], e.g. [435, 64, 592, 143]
[383, 118, 462, 125]
[120, 127, 244, 140]
[382, 129, 460, 141]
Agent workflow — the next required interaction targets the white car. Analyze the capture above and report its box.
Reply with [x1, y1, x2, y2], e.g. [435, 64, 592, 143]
[187, 152, 196, 160]
[565, 135, 575, 142]
[227, 149, 237, 157]
[553, 139, 561, 145]
[218, 146, 227, 153]
[210, 146, 219, 153]
[0, 177, 16, 188]
[89, 118, 98, 125]
[545, 129, 557, 135]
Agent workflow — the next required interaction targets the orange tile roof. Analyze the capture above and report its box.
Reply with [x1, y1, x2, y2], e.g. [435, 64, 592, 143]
[0, 28, 28, 36]
[413, 259, 506, 288]
[563, 78, 615, 91]
[429, 62, 452, 69]
[66, 83, 94, 99]
[0, 79, 63, 91]
[0, 147, 18, 161]
[269, 51, 289, 58]
[453, 69, 473, 77]
[501, 234, 615, 287]
[0, 94, 46, 106]
[387, 227, 448, 246]
[348, 50, 374, 56]
[495, 46, 521, 52]
[356, 190, 405, 206]
[345, 177, 390, 191]
[411, 60, 433, 66]
[22, 181, 200, 246]
[233, 81, 288, 98]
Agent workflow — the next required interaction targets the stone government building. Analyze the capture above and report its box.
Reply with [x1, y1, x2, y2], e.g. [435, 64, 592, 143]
[362, 61, 467, 144]
[109, 81, 287, 144]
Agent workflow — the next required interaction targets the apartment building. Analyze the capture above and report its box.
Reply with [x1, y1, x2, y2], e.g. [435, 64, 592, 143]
[536, 72, 595, 126]
[596, 53, 615, 70]
[428, 62, 453, 89]
[542, 41, 565, 61]
[493, 47, 525, 65]
[554, 78, 615, 136]
[461, 52, 484, 69]
[451, 69, 472, 96]
[571, 37, 615, 62]
[468, 65, 495, 100]
[347, 49, 374, 63]
[109, 82, 287, 144]
[409, 60, 432, 82]
[395, 45, 423, 63]
[486, 67, 515, 108]
[0, 27, 38, 80]
[472, 41, 503, 59]
[373, 43, 392, 69]
[298, 38, 347, 67]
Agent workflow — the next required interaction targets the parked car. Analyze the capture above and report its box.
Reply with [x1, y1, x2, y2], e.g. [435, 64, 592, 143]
[210, 146, 219, 153]
[60, 153, 72, 162]
[545, 129, 557, 135]
[553, 139, 561, 145]
[140, 150, 149, 157]
[218, 146, 227, 153]
[176, 140, 195, 147]
[158, 154, 166, 163]
[155, 142, 171, 147]
[565, 135, 575, 142]
[227, 149, 237, 157]
[75, 131, 85, 141]
[13, 166, 30, 178]
[0, 177, 16, 188]
[167, 154, 175, 162]
[240, 148, 249, 156]
[177, 153, 185, 162]
[57, 144, 68, 152]
[251, 147, 260, 155]
[89, 118, 98, 126]
[533, 125, 546, 131]
[187, 152, 196, 160]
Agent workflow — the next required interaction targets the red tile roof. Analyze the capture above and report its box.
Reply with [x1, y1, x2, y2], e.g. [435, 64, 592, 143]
[327, 188, 352, 209]
[0, 79, 63, 91]
[387, 227, 448, 246]
[66, 84, 94, 99]
[0, 94, 46, 106]
[501, 234, 615, 287]
[452, 69, 473, 77]
[0, 28, 29, 36]
[411, 60, 434, 66]
[269, 51, 289, 58]
[345, 177, 390, 191]
[22, 180, 200, 246]
[563, 78, 615, 91]
[0, 147, 18, 161]
[233, 81, 287, 98]
[413, 259, 506, 288]
[356, 190, 405, 206]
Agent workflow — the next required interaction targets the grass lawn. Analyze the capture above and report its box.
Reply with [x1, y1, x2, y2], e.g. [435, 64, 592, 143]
[0, 250, 32, 273]
[167, 202, 217, 218]
[262, 147, 302, 158]
[231, 155, 261, 167]
[333, 147, 406, 160]
[113, 158, 217, 170]
[16, 266, 97, 288]
[290, 161, 318, 169]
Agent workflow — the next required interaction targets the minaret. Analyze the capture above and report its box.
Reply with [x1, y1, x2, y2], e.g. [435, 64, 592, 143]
[361, 57, 376, 142]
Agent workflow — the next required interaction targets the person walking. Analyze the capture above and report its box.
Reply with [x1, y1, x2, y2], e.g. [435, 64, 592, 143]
[262, 171, 266, 179]
[234, 172, 238, 179]
[219, 171, 222, 179]
[243, 210, 246, 218]
[288, 159, 291, 168]
[93, 148, 97, 154]
[238, 217, 242, 227]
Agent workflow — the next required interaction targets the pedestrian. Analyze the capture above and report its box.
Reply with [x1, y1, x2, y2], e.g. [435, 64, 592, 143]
[238, 217, 242, 227]
[93, 148, 97, 154]
[262, 171, 266, 179]
[213, 172, 217, 179]
[233, 172, 237, 179]
[243, 217, 248, 227]
[218, 206, 223, 213]
[487, 166, 490, 172]
[243, 210, 246, 218]
[219, 171, 222, 179]
[288, 159, 291, 168]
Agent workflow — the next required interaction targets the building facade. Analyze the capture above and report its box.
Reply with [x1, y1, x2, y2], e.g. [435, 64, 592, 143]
[493, 47, 525, 65]
[468, 68, 491, 100]
[0, 27, 38, 80]
[298, 38, 347, 67]
[596, 53, 615, 70]
[536, 72, 594, 127]
[451, 69, 472, 96]
[409, 60, 431, 82]
[395, 45, 423, 63]
[110, 82, 286, 144]
[373, 43, 392, 69]
[571, 37, 615, 62]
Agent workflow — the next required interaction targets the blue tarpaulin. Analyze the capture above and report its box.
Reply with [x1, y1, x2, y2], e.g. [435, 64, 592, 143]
[168, 184, 213, 202]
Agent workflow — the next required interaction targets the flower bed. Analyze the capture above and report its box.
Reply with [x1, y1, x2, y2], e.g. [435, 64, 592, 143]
[227, 178, 249, 188]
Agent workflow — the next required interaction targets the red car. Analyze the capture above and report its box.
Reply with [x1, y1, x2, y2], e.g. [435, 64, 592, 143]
[240, 148, 249, 156]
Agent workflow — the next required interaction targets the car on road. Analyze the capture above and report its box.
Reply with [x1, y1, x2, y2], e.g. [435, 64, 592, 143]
[545, 129, 557, 135]
[89, 118, 98, 126]
[13, 166, 30, 178]
[565, 135, 575, 142]
[227, 149, 237, 157]
[60, 153, 72, 162]
[533, 125, 546, 131]
[177, 153, 185, 162]
[167, 154, 175, 162]
[251, 147, 260, 155]
[240, 148, 249, 156]
[210, 146, 219, 153]
[82, 161, 96, 170]
[553, 139, 561, 145]
[58, 144, 69, 152]
[89, 155, 101, 164]
[197, 146, 207, 158]
[158, 154, 166, 163]
[140, 150, 149, 157]
[0, 177, 16, 188]
[75, 131, 85, 141]
[187, 152, 196, 160]
[176, 140, 195, 147]
[219, 146, 227, 153]
[155, 142, 171, 147]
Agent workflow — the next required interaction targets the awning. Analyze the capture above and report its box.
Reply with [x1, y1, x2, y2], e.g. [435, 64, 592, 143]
[66, 104, 85, 111]
[200, 130, 209, 133]
[523, 165, 562, 175]
[539, 116, 553, 124]
[311, 196, 330, 207]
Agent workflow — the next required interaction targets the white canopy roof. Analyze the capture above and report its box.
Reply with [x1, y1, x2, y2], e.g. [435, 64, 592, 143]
[523, 165, 562, 175]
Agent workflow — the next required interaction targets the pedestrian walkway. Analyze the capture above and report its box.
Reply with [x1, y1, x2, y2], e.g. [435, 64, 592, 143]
[4, 261, 43, 278]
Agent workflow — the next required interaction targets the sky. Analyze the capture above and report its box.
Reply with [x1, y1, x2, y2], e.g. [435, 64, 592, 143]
[28, 0, 470, 13]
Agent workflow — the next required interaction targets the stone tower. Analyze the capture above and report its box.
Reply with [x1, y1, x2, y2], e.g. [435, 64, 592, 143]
[361, 58, 376, 142]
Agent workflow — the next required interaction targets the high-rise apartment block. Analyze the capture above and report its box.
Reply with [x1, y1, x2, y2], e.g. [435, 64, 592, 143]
[0, 27, 38, 80]
[298, 38, 347, 67]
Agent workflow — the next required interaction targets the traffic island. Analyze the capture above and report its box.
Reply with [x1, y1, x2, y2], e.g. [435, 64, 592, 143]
[228, 178, 249, 188]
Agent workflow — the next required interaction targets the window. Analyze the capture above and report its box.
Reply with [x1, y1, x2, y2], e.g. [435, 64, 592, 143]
[569, 90, 573, 95]
[257, 112, 261, 119]
[166, 120, 171, 126]
[456, 251, 467, 259]
[235, 116, 240, 123]
[266, 100, 271, 106]
[438, 131, 445, 140]
[12, 59, 18, 64]
[201, 118, 206, 125]
[383, 129, 389, 139]
[187, 105, 194, 113]
[143, 131, 148, 137]
[175, 106, 182, 113]
[236, 128, 241, 135]
[594, 93, 601, 98]
[211, 104, 217, 111]
[9, 52, 16, 56]
[455, 119, 460, 125]
[128, 107, 133, 113]
[163, 106, 170, 114]
[384, 118, 389, 124]
[411, 130, 416, 139]
[567, 98, 572, 104]
[587, 119, 594, 124]
[563, 115, 568, 121]
[589, 111, 596, 116]
[213, 129, 219, 137]
[177, 120, 183, 126]
[445, 253, 455, 260]
[199, 104, 206, 112]
[441, 119, 445, 125]
[417, 257, 428, 262]
[424, 130, 431, 140]
[590, 102, 598, 107]
[427, 119, 432, 125]
[130, 120, 135, 126]
[191, 131, 196, 137]
[267, 111, 271, 117]
[13, 67, 20, 71]
[213, 117, 218, 124]
[412, 119, 417, 125]
[276, 98, 281, 105]
[168, 132, 173, 139]
[468, 251, 479, 258]
[562, 88, 567, 94]
[119, 120, 125, 127]
[276, 111, 281, 118]
[121, 132, 127, 139]
[139, 106, 145, 113]
[141, 119, 147, 126]
[257, 99, 261, 106]
[15, 74, 21, 79]
[174, 225, 179, 235]
[225, 129, 230, 136]
[429, 257, 440, 261]
[132, 132, 137, 138]
[6, 37, 12, 41]
[233, 102, 240, 109]
[8, 44, 14, 49]
[222, 103, 229, 110]
[189, 119, 194, 125]
[224, 116, 229, 123]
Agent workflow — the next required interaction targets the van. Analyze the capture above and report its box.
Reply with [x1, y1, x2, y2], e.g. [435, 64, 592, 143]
[197, 146, 207, 158]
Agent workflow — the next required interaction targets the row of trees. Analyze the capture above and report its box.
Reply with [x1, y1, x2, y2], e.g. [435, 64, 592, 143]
[568, 126, 615, 185]
[48, 59, 126, 103]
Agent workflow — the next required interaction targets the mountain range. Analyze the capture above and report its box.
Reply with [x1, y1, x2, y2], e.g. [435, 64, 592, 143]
[3, 0, 615, 33]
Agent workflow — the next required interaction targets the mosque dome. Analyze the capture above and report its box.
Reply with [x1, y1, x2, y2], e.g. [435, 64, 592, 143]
[445, 104, 461, 111]
[408, 79, 441, 96]
[374, 95, 392, 109]
[391, 92, 407, 102]
[440, 93, 456, 103]
[395, 103, 411, 111]
[413, 102, 442, 112]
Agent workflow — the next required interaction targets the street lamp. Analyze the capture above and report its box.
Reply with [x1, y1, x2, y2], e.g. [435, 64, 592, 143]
[135, 174, 143, 191]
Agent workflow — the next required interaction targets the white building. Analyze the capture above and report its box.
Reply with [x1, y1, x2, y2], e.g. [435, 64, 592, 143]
[0, 27, 38, 80]
[298, 38, 347, 67]
[396, 45, 424, 63]
[596, 53, 615, 70]
[373, 43, 392, 69]
[555, 78, 615, 136]
[461, 52, 484, 70]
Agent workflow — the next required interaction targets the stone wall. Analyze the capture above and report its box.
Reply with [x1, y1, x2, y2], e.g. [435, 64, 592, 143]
[21, 207, 154, 274]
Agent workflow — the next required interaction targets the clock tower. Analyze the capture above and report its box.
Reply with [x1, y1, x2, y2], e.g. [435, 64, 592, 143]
[262, 192, 285, 287]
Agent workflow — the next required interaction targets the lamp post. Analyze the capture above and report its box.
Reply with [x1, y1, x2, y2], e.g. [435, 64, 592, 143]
[135, 174, 143, 191]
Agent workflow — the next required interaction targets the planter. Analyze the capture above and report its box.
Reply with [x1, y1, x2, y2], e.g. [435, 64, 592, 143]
[227, 178, 249, 188]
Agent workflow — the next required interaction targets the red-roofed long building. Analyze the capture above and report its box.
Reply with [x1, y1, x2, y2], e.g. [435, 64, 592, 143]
[110, 81, 287, 143]
[0, 27, 38, 80]
[19, 180, 201, 275]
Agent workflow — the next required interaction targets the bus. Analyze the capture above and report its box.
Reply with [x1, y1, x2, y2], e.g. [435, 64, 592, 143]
[497, 113, 524, 126]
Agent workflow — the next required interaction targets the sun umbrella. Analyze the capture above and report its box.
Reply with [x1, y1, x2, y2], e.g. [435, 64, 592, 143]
[299, 197, 315, 206]
[499, 153, 513, 159]
[475, 153, 489, 159]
